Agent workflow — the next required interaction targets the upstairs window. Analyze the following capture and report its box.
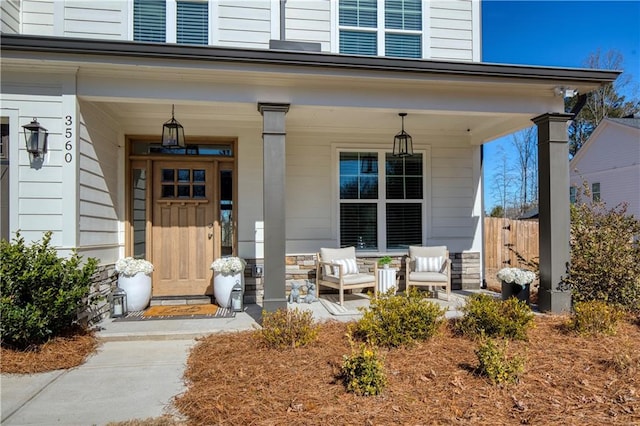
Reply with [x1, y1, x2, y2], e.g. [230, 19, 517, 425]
[339, 0, 423, 58]
[134, 0, 166, 42]
[133, 0, 209, 45]
[385, 0, 422, 57]
[177, 1, 208, 45]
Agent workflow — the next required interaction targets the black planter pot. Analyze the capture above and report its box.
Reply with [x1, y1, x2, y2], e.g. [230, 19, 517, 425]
[501, 281, 530, 305]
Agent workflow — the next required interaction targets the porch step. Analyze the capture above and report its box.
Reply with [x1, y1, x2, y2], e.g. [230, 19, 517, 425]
[150, 295, 213, 306]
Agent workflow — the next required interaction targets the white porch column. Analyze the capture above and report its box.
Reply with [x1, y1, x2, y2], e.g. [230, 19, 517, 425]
[532, 112, 574, 313]
[258, 102, 290, 313]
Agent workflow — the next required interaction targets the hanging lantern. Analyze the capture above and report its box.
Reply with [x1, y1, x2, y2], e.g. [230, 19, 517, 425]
[230, 281, 243, 312]
[393, 112, 413, 157]
[162, 105, 185, 148]
[110, 287, 128, 318]
[22, 118, 48, 158]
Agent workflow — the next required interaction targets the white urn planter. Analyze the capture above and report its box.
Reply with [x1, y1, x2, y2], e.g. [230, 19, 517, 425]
[117, 272, 152, 312]
[214, 272, 242, 308]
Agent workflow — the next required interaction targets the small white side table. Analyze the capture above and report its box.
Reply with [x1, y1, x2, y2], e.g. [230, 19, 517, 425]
[378, 267, 397, 294]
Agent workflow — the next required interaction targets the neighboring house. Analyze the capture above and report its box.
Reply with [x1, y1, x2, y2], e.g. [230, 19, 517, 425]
[570, 116, 640, 219]
[0, 0, 618, 314]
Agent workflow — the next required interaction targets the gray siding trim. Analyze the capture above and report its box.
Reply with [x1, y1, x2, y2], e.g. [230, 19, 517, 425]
[0, 34, 620, 84]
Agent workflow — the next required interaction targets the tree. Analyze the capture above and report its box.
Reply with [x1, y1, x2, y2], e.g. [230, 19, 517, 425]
[510, 126, 538, 215]
[566, 49, 640, 157]
[489, 145, 516, 217]
[489, 205, 504, 218]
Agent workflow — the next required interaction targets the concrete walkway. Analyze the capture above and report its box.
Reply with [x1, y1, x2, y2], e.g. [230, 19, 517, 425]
[0, 291, 471, 425]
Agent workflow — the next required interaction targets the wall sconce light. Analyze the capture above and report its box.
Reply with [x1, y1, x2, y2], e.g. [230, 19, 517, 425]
[393, 112, 413, 157]
[162, 105, 185, 148]
[22, 118, 48, 158]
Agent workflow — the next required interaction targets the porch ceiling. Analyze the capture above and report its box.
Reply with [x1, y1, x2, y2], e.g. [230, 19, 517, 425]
[93, 100, 527, 145]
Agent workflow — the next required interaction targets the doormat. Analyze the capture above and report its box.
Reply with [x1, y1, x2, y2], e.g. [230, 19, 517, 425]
[113, 304, 235, 321]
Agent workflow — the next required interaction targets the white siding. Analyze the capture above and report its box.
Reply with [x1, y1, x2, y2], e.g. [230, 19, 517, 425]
[1, 74, 64, 246]
[261, 130, 479, 255]
[285, 0, 331, 51]
[217, 0, 271, 49]
[429, 0, 474, 61]
[78, 101, 121, 253]
[22, 0, 55, 35]
[570, 122, 640, 219]
[64, 1, 127, 39]
[430, 145, 477, 247]
[1, 0, 20, 33]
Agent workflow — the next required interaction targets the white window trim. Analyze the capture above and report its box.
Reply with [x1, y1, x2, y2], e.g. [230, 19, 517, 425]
[1, 108, 19, 236]
[335, 0, 427, 58]
[335, 147, 430, 252]
[166, 0, 177, 43]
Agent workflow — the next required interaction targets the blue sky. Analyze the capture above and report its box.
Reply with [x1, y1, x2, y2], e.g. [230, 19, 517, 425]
[481, 0, 640, 211]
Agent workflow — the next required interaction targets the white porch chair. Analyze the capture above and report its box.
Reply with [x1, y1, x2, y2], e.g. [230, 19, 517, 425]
[405, 245, 451, 301]
[316, 247, 378, 306]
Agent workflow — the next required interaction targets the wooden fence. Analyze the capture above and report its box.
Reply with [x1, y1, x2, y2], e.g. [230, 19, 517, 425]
[484, 217, 539, 273]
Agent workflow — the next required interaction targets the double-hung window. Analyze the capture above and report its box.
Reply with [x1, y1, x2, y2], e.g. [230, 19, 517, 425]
[339, 0, 423, 58]
[133, 0, 209, 45]
[339, 151, 424, 251]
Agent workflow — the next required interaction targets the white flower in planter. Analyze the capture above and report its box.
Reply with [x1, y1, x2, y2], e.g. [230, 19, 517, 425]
[211, 257, 246, 276]
[115, 257, 154, 277]
[497, 267, 536, 287]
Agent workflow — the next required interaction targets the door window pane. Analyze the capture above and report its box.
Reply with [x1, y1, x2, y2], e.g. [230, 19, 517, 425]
[177, 185, 190, 197]
[162, 168, 174, 182]
[193, 185, 205, 198]
[193, 169, 205, 182]
[177, 169, 190, 182]
[220, 170, 233, 256]
[132, 168, 147, 258]
[162, 184, 174, 198]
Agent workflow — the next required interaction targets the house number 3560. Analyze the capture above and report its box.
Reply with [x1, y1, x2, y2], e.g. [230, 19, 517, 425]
[64, 115, 73, 163]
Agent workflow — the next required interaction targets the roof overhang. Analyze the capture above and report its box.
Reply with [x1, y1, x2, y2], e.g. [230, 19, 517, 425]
[1, 34, 622, 144]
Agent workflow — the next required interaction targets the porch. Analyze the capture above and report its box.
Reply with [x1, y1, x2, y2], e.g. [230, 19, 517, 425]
[95, 290, 485, 341]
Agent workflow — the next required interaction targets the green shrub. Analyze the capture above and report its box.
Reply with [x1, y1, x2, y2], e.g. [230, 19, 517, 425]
[258, 307, 319, 349]
[0, 231, 98, 350]
[568, 187, 640, 312]
[340, 344, 387, 396]
[568, 300, 623, 336]
[352, 289, 446, 348]
[453, 294, 534, 341]
[475, 338, 524, 385]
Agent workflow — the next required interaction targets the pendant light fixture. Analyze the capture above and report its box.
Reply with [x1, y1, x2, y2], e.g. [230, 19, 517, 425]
[393, 112, 413, 157]
[162, 105, 185, 148]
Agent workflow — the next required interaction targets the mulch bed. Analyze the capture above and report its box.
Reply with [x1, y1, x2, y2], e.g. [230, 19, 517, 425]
[1, 327, 99, 374]
[175, 315, 640, 426]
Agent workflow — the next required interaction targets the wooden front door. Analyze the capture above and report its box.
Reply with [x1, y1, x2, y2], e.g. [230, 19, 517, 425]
[152, 161, 215, 296]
